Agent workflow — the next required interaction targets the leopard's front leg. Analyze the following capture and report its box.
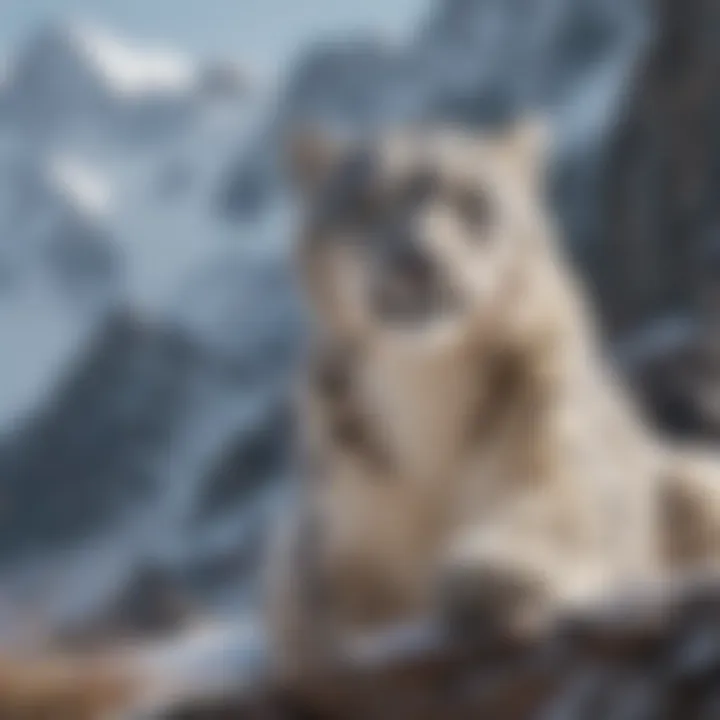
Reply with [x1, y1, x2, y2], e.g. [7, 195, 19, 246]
[438, 496, 610, 641]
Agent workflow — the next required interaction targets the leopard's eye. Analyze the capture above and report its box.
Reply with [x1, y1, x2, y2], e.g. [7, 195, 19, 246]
[456, 187, 493, 236]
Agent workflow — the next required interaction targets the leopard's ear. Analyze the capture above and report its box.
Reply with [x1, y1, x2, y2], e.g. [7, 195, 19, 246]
[284, 126, 346, 199]
[499, 116, 550, 182]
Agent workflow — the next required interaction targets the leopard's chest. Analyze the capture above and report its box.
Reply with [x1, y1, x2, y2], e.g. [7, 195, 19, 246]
[355, 344, 479, 483]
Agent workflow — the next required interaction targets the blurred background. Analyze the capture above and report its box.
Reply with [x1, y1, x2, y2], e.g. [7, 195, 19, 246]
[0, 0, 714, 650]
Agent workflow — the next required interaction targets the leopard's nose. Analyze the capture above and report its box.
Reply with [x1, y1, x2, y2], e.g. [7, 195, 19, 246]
[371, 235, 439, 322]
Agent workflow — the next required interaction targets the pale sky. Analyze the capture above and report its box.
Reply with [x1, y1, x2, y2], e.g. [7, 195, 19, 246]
[0, 0, 429, 77]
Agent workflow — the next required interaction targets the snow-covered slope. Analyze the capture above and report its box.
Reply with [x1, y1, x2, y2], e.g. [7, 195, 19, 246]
[0, 20, 269, 427]
[0, 142, 119, 429]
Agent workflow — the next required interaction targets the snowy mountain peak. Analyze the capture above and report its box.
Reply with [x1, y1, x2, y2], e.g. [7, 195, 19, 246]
[61, 20, 198, 96]
[0, 20, 210, 137]
[16, 20, 198, 98]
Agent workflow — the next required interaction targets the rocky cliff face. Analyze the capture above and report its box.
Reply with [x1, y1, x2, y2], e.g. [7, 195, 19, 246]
[600, 0, 720, 334]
